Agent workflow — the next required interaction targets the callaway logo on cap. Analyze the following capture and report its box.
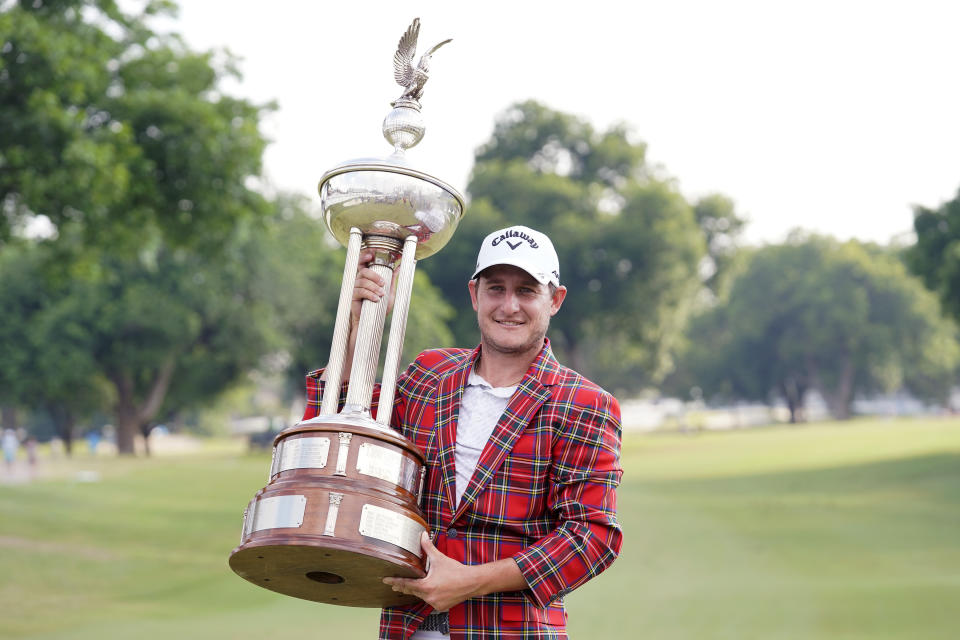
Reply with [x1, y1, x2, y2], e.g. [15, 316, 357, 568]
[472, 225, 560, 287]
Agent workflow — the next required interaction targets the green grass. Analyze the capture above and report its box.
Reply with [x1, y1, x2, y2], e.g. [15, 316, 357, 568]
[1, 418, 958, 639]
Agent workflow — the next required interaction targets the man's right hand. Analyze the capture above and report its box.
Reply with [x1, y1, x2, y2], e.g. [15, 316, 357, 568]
[322, 249, 399, 383]
[351, 248, 398, 328]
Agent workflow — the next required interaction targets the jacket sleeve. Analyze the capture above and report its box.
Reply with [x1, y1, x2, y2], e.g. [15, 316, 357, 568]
[302, 369, 346, 420]
[511, 389, 624, 608]
[301, 367, 408, 425]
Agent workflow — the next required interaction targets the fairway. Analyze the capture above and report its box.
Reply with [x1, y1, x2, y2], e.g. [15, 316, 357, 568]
[1, 418, 958, 639]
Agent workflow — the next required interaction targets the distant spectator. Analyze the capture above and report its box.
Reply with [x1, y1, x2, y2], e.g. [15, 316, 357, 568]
[25, 437, 38, 468]
[2, 429, 18, 469]
[87, 430, 101, 456]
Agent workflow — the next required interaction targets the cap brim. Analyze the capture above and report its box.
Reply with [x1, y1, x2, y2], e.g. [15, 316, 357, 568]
[471, 259, 558, 286]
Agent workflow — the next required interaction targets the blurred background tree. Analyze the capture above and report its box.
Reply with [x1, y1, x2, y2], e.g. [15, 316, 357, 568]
[673, 234, 960, 421]
[0, 0, 270, 250]
[3, 2, 958, 453]
[0, 0, 279, 453]
[0, 241, 111, 453]
[907, 186, 960, 322]
[0, 1, 457, 453]
[420, 100, 726, 394]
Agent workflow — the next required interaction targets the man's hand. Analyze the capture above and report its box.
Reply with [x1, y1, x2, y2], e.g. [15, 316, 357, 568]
[322, 248, 399, 382]
[382, 532, 528, 612]
[351, 248, 398, 325]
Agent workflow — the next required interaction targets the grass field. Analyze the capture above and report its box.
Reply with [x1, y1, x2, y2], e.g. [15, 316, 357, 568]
[1, 418, 958, 639]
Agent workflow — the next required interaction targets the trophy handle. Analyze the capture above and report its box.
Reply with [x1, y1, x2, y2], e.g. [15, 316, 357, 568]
[345, 237, 402, 411]
[321, 228, 364, 415]
[377, 235, 418, 424]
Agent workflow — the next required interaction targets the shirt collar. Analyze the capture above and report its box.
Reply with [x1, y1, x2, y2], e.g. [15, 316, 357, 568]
[467, 368, 518, 398]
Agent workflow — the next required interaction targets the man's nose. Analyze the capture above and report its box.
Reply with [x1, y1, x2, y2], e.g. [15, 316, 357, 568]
[503, 291, 521, 312]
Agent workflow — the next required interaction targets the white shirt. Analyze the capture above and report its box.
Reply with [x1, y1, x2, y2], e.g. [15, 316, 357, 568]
[454, 369, 517, 507]
[410, 368, 517, 640]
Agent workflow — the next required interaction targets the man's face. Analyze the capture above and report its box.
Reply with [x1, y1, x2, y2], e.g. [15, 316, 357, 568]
[467, 264, 566, 357]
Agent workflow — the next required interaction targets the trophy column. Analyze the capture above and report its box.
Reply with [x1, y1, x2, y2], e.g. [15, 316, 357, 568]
[228, 19, 463, 608]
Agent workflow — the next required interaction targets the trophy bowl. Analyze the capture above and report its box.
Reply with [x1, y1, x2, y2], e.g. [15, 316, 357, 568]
[320, 157, 464, 261]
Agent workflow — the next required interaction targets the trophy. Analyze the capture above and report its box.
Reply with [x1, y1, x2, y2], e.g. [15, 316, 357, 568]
[228, 19, 462, 608]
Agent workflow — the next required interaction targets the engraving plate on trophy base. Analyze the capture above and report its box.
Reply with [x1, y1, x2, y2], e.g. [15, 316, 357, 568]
[271, 436, 331, 477]
[229, 483, 427, 607]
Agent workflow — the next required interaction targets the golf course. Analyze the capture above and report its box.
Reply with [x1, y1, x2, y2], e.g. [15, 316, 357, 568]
[2, 417, 958, 639]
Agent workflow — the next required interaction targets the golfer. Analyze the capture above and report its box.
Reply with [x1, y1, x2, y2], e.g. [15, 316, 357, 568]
[305, 225, 622, 639]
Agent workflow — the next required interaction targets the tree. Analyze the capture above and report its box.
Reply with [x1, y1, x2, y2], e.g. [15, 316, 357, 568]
[1, 0, 271, 252]
[0, 222, 280, 454]
[693, 193, 747, 297]
[1, 1, 279, 454]
[678, 234, 959, 421]
[907, 185, 960, 321]
[0, 241, 112, 453]
[0, 242, 43, 432]
[420, 101, 707, 393]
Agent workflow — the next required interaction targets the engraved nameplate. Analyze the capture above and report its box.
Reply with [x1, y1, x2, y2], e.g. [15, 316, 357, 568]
[356, 443, 404, 485]
[250, 495, 307, 533]
[273, 437, 330, 475]
[358, 504, 425, 556]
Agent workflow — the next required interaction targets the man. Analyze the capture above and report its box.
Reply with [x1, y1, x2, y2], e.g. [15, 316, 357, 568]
[303, 225, 622, 639]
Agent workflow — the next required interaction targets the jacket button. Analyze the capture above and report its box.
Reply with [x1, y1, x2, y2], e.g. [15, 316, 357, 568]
[447, 528, 458, 538]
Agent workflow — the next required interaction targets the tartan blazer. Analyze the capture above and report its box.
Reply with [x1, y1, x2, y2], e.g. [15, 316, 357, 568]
[303, 339, 623, 640]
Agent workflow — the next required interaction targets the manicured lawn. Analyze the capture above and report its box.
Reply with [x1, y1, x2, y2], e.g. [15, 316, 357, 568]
[567, 418, 960, 639]
[1, 418, 958, 638]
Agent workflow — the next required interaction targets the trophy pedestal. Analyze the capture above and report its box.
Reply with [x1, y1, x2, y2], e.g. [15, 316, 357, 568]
[230, 539, 423, 608]
[230, 416, 428, 607]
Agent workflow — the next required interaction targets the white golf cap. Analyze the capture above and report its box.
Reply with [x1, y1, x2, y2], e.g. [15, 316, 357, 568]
[472, 225, 560, 286]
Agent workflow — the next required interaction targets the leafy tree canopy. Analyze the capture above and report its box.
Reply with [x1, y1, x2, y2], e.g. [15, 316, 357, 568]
[907, 185, 960, 322]
[0, 0, 283, 453]
[421, 100, 710, 393]
[0, 0, 272, 251]
[676, 234, 959, 420]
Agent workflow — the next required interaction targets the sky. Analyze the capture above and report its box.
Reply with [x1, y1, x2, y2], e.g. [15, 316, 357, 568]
[164, 0, 960, 245]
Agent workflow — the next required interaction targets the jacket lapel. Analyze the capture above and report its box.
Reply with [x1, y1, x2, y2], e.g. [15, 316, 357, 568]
[433, 348, 477, 518]
[451, 341, 562, 522]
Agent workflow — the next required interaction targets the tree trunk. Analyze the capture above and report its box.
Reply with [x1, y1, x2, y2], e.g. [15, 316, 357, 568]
[780, 377, 807, 424]
[115, 382, 139, 455]
[829, 357, 855, 420]
[112, 357, 176, 456]
[48, 404, 76, 456]
[807, 354, 855, 420]
[140, 423, 154, 457]
[556, 332, 586, 376]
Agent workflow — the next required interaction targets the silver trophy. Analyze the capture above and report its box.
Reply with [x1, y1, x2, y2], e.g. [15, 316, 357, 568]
[229, 19, 463, 608]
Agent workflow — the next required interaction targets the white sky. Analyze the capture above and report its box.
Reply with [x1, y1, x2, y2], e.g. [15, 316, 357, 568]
[167, 0, 960, 245]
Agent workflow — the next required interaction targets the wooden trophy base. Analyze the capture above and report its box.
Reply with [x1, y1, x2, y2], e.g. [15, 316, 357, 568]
[229, 414, 428, 607]
[229, 536, 424, 607]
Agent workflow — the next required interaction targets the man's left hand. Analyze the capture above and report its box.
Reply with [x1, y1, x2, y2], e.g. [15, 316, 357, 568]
[383, 532, 475, 612]
[382, 532, 530, 612]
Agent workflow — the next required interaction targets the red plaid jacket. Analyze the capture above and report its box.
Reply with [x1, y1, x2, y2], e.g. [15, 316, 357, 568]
[303, 339, 623, 640]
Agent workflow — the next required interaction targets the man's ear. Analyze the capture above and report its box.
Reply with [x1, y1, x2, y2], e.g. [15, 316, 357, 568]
[468, 278, 479, 312]
[550, 285, 567, 316]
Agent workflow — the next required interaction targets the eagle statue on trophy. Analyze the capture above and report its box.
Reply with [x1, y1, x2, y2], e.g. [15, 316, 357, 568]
[392, 18, 452, 107]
